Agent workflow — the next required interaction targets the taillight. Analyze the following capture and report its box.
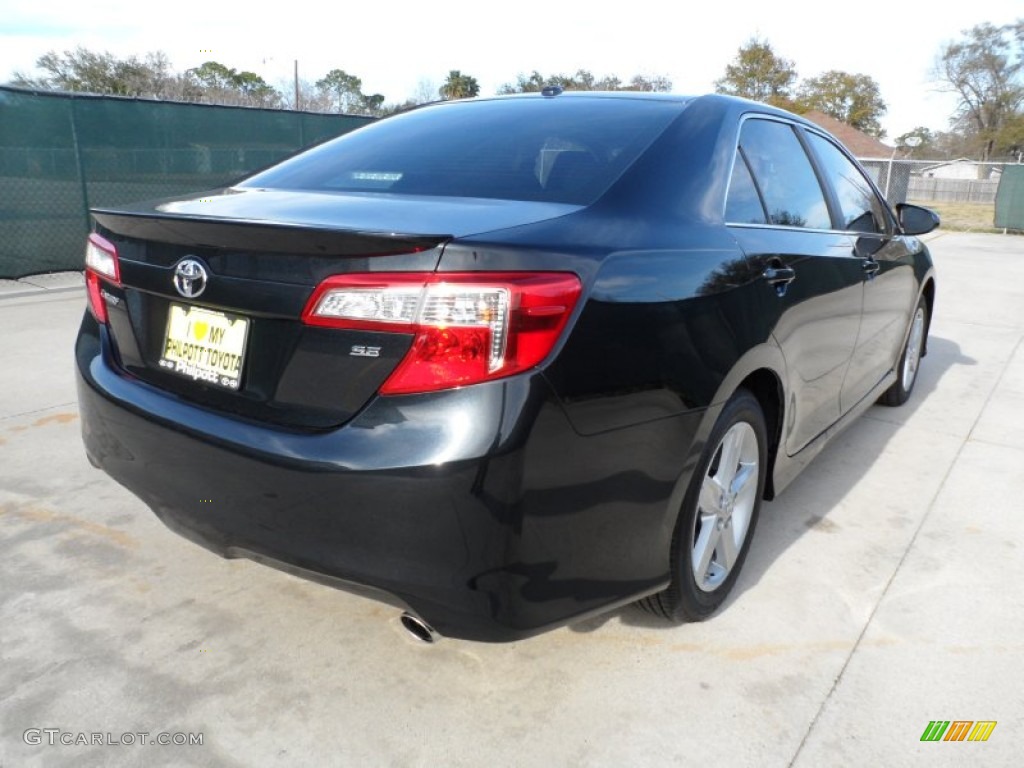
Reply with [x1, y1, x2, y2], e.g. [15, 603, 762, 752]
[302, 272, 582, 394]
[84, 233, 120, 323]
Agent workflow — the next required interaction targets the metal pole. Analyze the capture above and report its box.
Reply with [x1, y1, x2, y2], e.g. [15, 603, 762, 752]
[884, 148, 895, 200]
[68, 97, 92, 235]
[294, 60, 300, 111]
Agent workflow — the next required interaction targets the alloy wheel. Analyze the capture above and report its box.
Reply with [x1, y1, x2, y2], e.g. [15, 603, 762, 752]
[691, 421, 760, 592]
[902, 306, 926, 391]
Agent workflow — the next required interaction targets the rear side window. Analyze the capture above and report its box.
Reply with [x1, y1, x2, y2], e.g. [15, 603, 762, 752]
[805, 132, 889, 234]
[241, 98, 684, 205]
[725, 151, 767, 224]
[739, 119, 831, 230]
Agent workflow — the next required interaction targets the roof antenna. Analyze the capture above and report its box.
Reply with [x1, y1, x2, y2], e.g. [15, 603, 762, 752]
[541, 85, 563, 98]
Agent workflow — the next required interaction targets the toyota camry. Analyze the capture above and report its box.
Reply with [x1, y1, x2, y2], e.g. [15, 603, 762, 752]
[76, 92, 938, 642]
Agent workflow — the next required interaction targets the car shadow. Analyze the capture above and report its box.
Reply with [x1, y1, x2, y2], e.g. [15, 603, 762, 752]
[569, 334, 975, 635]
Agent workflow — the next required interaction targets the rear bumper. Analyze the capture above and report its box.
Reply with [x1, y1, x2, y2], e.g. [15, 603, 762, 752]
[77, 316, 698, 641]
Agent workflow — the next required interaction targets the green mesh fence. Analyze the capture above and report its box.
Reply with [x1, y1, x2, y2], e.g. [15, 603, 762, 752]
[995, 165, 1024, 231]
[0, 86, 373, 278]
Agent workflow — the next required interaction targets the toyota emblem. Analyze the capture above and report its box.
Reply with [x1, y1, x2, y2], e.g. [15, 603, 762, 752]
[173, 258, 208, 299]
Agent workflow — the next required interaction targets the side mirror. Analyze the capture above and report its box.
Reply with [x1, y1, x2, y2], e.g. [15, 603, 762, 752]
[896, 203, 940, 236]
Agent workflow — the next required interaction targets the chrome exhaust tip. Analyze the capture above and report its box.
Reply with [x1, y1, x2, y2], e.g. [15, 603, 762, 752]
[400, 612, 439, 644]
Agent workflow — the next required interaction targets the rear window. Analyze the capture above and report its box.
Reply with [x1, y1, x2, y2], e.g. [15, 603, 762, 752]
[240, 97, 685, 205]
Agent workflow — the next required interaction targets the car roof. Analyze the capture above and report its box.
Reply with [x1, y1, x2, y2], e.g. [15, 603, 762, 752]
[483, 91, 694, 104]
[429, 91, 821, 131]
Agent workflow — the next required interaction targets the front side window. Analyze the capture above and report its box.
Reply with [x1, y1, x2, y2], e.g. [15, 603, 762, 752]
[806, 132, 889, 234]
[738, 119, 831, 230]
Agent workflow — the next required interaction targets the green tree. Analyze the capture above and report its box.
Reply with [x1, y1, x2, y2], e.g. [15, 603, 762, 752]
[314, 69, 385, 115]
[715, 38, 797, 107]
[894, 126, 937, 155]
[439, 70, 480, 100]
[360, 93, 386, 114]
[233, 71, 279, 106]
[936, 20, 1024, 160]
[184, 61, 281, 107]
[187, 61, 238, 91]
[999, 112, 1024, 157]
[798, 71, 887, 137]
[896, 127, 934, 146]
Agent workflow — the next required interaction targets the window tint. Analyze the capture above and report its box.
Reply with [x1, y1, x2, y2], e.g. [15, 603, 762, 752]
[241, 98, 684, 205]
[806, 132, 888, 234]
[738, 120, 831, 230]
[725, 151, 767, 224]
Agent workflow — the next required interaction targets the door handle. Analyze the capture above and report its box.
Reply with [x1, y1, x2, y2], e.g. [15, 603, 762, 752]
[762, 262, 796, 296]
[862, 258, 880, 278]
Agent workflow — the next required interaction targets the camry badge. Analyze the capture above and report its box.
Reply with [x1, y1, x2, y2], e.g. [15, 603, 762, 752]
[173, 258, 208, 299]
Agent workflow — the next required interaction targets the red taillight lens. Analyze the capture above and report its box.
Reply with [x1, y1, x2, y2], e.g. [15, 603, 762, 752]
[301, 272, 582, 394]
[83, 233, 120, 323]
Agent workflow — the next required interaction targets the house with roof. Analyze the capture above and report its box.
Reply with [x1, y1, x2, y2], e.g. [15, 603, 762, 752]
[919, 159, 1002, 181]
[800, 110, 894, 159]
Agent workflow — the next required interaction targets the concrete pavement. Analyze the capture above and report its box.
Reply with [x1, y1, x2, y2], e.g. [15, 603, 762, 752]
[1, 233, 1021, 767]
[0, 271, 84, 298]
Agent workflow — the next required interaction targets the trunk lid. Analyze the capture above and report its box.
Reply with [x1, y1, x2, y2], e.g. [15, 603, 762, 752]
[93, 189, 580, 429]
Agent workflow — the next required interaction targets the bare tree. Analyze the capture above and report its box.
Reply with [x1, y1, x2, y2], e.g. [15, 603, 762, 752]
[629, 75, 673, 93]
[410, 78, 440, 105]
[13, 47, 177, 98]
[12, 47, 286, 108]
[498, 69, 671, 94]
[935, 20, 1024, 160]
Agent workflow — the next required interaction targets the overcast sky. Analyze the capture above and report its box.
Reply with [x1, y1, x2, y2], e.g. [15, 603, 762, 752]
[2, 0, 1020, 139]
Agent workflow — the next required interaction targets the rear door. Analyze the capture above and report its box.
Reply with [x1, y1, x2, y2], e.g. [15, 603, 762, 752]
[725, 118, 864, 455]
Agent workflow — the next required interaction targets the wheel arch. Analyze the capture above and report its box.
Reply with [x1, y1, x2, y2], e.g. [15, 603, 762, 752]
[920, 276, 936, 357]
[735, 369, 784, 500]
[640, 363, 781, 621]
[700, 340, 788, 502]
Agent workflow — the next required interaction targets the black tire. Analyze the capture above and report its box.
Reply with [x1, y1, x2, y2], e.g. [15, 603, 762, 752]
[879, 296, 928, 407]
[639, 388, 768, 623]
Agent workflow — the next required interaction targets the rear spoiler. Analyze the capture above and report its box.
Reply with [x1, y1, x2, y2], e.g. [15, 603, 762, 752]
[91, 209, 450, 258]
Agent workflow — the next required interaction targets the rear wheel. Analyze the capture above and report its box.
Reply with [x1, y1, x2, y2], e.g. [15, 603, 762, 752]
[639, 388, 767, 622]
[879, 296, 928, 407]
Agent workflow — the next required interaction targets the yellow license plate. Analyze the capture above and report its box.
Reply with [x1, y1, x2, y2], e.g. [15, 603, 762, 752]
[158, 303, 249, 390]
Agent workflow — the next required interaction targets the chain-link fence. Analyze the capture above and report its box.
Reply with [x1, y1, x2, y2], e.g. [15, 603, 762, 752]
[859, 158, 1010, 206]
[0, 86, 373, 278]
[859, 159, 911, 205]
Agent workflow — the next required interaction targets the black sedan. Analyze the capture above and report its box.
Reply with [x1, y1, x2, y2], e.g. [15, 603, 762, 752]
[76, 92, 937, 642]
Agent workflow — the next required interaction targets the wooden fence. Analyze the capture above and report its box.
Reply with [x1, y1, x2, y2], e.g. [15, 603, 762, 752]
[906, 177, 1000, 204]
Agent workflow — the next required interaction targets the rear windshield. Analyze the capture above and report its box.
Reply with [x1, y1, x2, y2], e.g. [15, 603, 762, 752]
[240, 97, 684, 205]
